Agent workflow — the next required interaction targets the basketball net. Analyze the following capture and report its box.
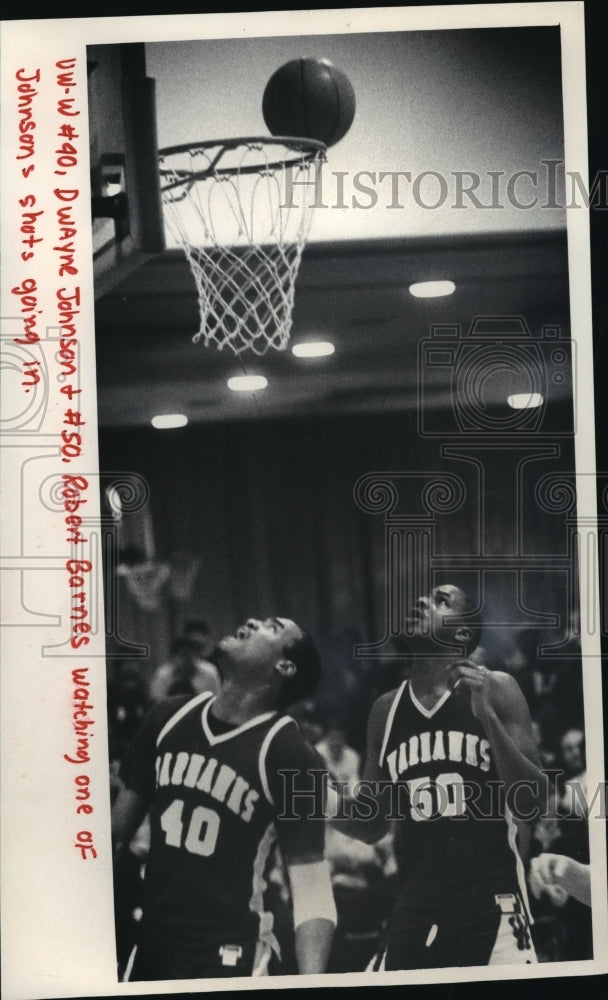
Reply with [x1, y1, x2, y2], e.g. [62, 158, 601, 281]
[124, 560, 171, 611]
[168, 553, 201, 602]
[159, 137, 326, 355]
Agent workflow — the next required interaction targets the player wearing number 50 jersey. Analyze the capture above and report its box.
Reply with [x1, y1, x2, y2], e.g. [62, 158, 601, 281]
[332, 584, 547, 970]
[112, 616, 336, 981]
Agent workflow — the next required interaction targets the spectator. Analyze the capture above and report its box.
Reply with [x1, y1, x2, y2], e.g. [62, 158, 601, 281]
[291, 700, 325, 747]
[531, 719, 557, 770]
[325, 827, 397, 973]
[148, 635, 220, 702]
[558, 727, 587, 818]
[107, 660, 149, 762]
[528, 729, 591, 963]
[181, 619, 216, 660]
[531, 811, 565, 858]
[316, 722, 361, 797]
[529, 854, 591, 908]
[522, 617, 584, 747]
[315, 628, 375, 750]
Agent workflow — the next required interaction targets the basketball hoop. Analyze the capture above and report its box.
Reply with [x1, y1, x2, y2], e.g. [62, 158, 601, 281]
[124, 560, 171, 611]
[158, 137, 326, 355]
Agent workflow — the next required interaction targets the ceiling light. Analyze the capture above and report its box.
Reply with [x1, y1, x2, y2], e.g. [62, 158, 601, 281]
[292, 341, 335, 358]
[409, 280, 456, 298]
[227, 375, 268, 392]
[151, 413, 188, 429]
[507, 393, 544, 409]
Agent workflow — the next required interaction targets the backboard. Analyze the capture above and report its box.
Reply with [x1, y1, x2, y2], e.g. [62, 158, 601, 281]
[88, 43, 165, 299]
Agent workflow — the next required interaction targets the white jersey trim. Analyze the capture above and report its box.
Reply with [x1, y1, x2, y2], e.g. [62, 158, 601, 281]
[155, 690, 214, 748]
[258, 715, 294, 805]
[123, 944, 137, 982]
[201, 696, 277, 746]
[379, 680, 407, 767]
[505, 805, 534, 922]
[249, 821, 281, 961]
[251, 940, 273, 977]
[408, 683, 452, 719]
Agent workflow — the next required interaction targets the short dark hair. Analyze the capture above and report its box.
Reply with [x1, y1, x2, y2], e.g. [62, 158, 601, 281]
[277, 628, 322, 710]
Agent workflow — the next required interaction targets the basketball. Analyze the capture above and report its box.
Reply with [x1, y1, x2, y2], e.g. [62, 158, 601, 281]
[262, 57, 356, 147]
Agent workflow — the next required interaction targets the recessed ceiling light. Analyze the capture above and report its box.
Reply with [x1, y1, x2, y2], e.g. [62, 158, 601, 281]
[151, 413, 188, 429]
[292, 341, 335, 358]
[507, 393, 544, 410]
[409, 280, 456, 298]
[227, 375, 268, 392]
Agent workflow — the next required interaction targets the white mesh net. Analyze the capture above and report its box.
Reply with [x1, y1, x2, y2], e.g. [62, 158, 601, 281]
[159, 138, 326, 355]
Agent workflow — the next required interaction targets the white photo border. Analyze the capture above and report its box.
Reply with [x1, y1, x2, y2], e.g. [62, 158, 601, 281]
[1, 4, 606, 999]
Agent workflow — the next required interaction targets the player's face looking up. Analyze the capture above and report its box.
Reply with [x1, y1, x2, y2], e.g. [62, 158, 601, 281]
[217, 616, 303, 680]
[407, 584, 475, 650]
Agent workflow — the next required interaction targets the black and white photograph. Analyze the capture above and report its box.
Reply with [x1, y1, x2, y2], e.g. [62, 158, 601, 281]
[1, 4, 607, 999]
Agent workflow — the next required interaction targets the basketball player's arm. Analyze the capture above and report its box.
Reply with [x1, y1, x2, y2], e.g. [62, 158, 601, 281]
[111, 699, 172, 860]
[287, 852, 336, 975]
[269, 731, 336, 974]
[328, 692, 393, 844]
[449, 664, 548, 816]
[529, 853, 591, 907]
[111, 785, 149, 862]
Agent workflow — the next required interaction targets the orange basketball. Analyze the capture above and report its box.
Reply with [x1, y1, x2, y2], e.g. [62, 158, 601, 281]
[262, 57, 356, 148]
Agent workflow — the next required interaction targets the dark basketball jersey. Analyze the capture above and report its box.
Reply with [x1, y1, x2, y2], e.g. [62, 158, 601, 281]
[379, 680, 529, 925]
[120, 691, 325, 968]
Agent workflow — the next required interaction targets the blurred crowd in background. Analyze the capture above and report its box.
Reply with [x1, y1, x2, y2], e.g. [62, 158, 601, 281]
[108, 612, 592, 974]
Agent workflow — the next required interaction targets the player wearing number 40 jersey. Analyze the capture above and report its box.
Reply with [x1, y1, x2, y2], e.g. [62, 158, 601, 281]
[331, 584, 548, 970]
[112, 616, 336, 982]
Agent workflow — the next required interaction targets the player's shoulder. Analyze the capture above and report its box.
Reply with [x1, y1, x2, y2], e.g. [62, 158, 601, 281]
[486, 669, 522, 692]
[272, 711, 313, 747]
[144, 692, 208, 735]
[370, 685, 404, 722]
[363, 686, 405, 748]
[485, 669, 527, 710]
[267, 713, 325, 765]
[119, 694, 205, 787]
